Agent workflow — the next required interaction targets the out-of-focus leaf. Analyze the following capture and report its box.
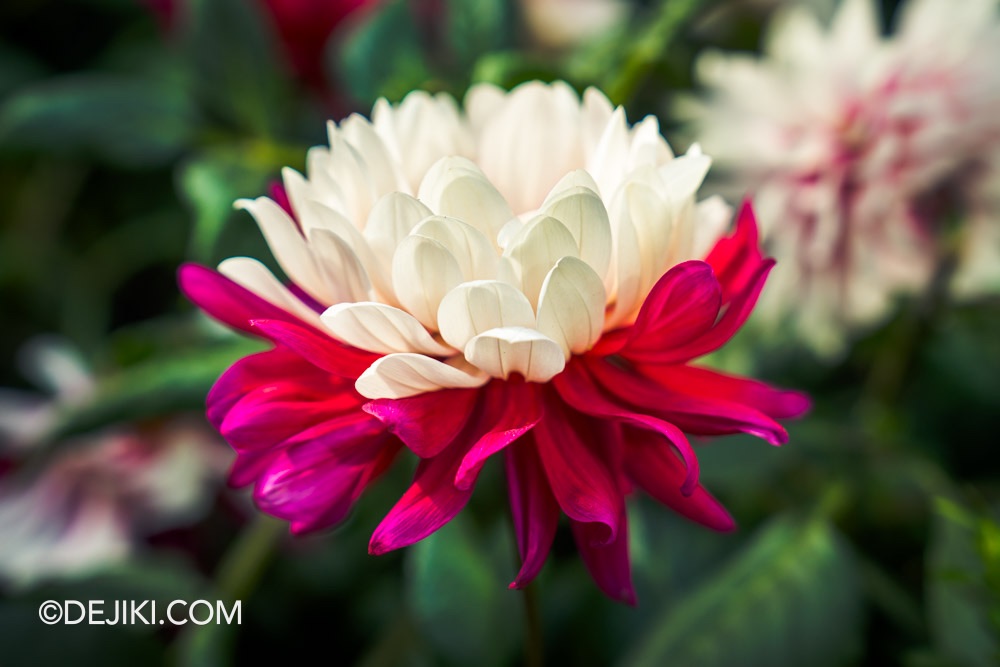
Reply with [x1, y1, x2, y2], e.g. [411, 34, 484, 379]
[50, 338, 265, 442]
[621, 514, 862, 667]
[445, 0, 511, 72]
[406, 515, 520, 667]
[927, 498, 999, 667]
[336, 0, 432, 104]
[179, 148, 276, 262]
[471, 52, 562, 90]
[0, 45, 45, 98]
[179, 0, 288, 137]
[0, 74, 199, 166]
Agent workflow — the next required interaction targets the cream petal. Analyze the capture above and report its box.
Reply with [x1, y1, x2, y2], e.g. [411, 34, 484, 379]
[503, 215, 580, 309]
[657, 149, 712, 202]
[464, 82, 507, 135]
[588, 106, 631, 196]
[628, 115, 674, 169]
[542, 186, 613, 278]
[464, 326, 565, 383]
[324, 128, 378, 225]
[417, 156, 515, 242]
[392, 235, 464, 330]
[217, 257, 322, 325]
[581, 87, 615, 162]
[691, 195, 734, 259]
[536, 257, 606, 356]
[437, 280, 536, 350]
[364, 192, 433, 302]
[541, 169, 601, 207]
[307, 228, 372, 304]
[235, 197, 325, 300]
[355, 353, 488, 399]
[304, 146, 350, 215]
[410, 215, 499, 280]
[478, 81, 584, 212]
[605, 191, 645, 328]
[339, 113, 408, 197]
[321, 302, 454, 356]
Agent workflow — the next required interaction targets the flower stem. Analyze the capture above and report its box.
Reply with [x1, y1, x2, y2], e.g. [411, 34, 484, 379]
[215, 514, 287, 602]
[522, 583, 545, 667]
[605, 0, 707, 106]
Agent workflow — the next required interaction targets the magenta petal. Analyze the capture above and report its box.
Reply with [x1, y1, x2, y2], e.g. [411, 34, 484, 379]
[572, 515, 636, 605]
[250, 318, 377, 378]
[638, 364, 812, 421]
[178, 263, 305, 336]
[533, 393, 623, 545]
[206, 349, 306, 429]
[505, 438, 559, 589]
[587, 359, 789, 446]
[553, 362, 701, 496]
[624, 261, 722, 361]
[623, 427, 735, 532]
[368, 443, 473, 555]
[229, 450, 279, 488]
[454, 382, 543, 490]
[255, 427, 398, 534]
[363, 387, 480, 457]
[704, 200, 764, 301]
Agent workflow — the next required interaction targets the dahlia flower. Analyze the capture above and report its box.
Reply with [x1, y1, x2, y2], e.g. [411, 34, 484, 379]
[693, 0, 1000, 353]
[180, 81, 808, 602]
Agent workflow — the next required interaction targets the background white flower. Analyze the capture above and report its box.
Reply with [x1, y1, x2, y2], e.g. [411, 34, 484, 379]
[691, 0, 1000, 353]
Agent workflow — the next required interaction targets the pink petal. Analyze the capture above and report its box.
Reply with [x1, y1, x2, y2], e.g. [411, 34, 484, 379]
[220, 394, 365, 452]
[250, 318, 377, 378]
[206, 349, 310, 429]
[369, 442, 473, 555]
[363, 387, 481, 457]
[454, 381, 543, 490]
[638, 364, 811, 421]
[553, 362, 701, 496]
[704, 200, 765, 301]
[533, 392, 624, 546]
[229, 450, 279, 488]
[587, 358, 789, 446]
[623, 426, 735, 532]
[505, 438, 559, 589]
[254, 423, 398, 534]
[178, 263, 306, 336]
[572, 514, 636, 605]
[623, 261, 722, 362]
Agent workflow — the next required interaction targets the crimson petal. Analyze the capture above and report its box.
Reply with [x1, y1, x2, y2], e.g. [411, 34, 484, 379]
[505, 437, 560, 589]
[623, 427, 735, 531]
[364, 387, 480, 458]
[572, 514, 636, 606]
[704, 199, 765, 301]
[251, 318, 377, 378]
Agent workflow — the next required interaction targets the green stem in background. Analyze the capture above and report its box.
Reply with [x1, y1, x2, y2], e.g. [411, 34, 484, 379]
[521, 583, 545, 667]
[214, 514, 287, 602]
[604, 0, 707, 106]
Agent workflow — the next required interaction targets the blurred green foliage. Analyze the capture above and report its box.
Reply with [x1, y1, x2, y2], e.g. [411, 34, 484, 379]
[1, 0, 999, 666]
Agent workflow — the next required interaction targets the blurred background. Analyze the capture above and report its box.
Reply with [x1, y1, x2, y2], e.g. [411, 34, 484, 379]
[1, 0, 998, 665]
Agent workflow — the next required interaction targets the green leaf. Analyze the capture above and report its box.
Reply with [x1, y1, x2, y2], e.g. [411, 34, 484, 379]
[406, 516, 520, 666]
[621, 514, 863, 667]
[0, 45, 45, 98]
[927, 498, 1000, 667]
[179, 148, 277, 262]
[0, 74, 199, 166]
[336, 0, 432, 105]
[445, 0, 512, 74]
[49, 338, 265, 442]
[179, 0, 289, 137]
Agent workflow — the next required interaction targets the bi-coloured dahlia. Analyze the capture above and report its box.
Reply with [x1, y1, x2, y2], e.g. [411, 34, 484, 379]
[181, 81, 808, 602]
[693, 0, 1000, 353]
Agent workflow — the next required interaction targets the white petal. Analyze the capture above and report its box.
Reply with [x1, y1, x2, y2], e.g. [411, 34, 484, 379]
[464, 326, 565, 383]
[363, 192, 433, 302]
[339, 113, 407, 197]
[391, 235, 464, 330]
[691, 195, 734, 259]
[503, 215, 580, 309]
[536, 256, 606, 356]
[437, 280, 536, 350]
[321, 302, 453, 356]
[410, 215, 499, 281]
[235, 197, 325, 301]
[355, 353, 488, 399]
[298, 200, 387, 294]
[656, 150, 712, 202]
[628, 115, 674, 169]
[581, 87, 615, 162]
[417, 156, 514, 242]
[324, 127, 378, 225]
[218, 257, 322, 325]
[588, 106, 631, 196]
[542, 186, 612, 278]
[464, 82, 507, 135]
[308, 228, 372, 304]
[541, 169, 601, 208]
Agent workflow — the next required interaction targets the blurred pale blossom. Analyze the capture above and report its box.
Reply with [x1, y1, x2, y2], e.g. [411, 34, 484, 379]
[0, 419, 230, 588]
[692, 0, 1000, 353]
[519, 0, 630, 50]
